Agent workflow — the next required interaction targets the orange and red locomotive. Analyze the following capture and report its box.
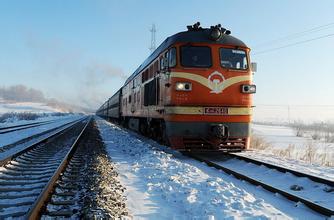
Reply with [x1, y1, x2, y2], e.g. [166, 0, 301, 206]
[96, 22, 256, 151]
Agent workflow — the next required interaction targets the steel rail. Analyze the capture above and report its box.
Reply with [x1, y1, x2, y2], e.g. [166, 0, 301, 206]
[230, 153, 334, 187]
[187, 153, 334, 217]
[0, 117, 86, 166]
[26, 116, 91, 219]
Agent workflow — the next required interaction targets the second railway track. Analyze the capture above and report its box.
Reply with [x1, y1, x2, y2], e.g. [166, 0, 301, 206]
[0, 120, 57, 135]
[0, 116, 91, 219]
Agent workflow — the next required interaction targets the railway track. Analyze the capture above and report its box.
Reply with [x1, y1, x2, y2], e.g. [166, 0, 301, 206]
[0, 116, 91, 219]
[38, 149, 86, 218]
[0, 119, 57, 134]
[39, 119, 128, 219]
[0, 117, 86, 165]
[186, 152, 334, 217]
[230, 153, 334, 187]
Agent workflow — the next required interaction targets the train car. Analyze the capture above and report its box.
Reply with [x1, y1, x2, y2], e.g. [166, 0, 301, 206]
[96, 100, 108, 119]
[106, 89, 122, 122]
[96, 89, 122, 121]
[97, 22, 256, 151]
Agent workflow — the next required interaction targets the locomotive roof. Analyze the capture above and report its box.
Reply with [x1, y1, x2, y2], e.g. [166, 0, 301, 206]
[124, 28, 247, 85]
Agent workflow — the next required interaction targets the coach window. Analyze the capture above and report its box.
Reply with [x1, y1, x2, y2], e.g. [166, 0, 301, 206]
[168, 47, 176, 67]
[181, 46, 212, 68]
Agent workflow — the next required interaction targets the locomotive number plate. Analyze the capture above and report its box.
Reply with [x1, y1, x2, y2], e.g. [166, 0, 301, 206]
[204, 107, 229, 115]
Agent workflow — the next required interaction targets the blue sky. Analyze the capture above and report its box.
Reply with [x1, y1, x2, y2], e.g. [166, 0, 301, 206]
[1, 0, 334, 110]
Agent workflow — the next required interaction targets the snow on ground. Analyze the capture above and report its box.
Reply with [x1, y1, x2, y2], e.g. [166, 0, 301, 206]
[96, 117, 325, 220]
[0, 100, 85, 148]
[205, 156, 334, 211]
[0, 113, 79, 128]
[0, 114, 83, 148]
[0, 101, 65, 115]
[238, 151, 334, 181]
[0, 115, 84, 162]
[251, 123, 334, 167]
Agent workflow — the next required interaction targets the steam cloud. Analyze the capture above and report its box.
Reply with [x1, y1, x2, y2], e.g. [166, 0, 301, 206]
[77, 62, 128, 109]
[0, 85, 91, 113]
[24, 34, 127, 110]
[0, 85, 46, 103]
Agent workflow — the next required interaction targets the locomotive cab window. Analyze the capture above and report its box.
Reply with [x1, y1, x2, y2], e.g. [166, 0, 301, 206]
[220, 48, 248, 70]
[181, 46, 212, 67]
[168, 47, 176, 67]
[164, 51, 169, 68]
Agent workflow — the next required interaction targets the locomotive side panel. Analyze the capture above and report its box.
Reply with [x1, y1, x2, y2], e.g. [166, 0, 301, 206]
[122, 57, 165, 120]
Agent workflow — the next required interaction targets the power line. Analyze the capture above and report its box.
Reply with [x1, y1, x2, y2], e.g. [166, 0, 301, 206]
[254, 22, 334, 48]
[253, 33, 334, 55]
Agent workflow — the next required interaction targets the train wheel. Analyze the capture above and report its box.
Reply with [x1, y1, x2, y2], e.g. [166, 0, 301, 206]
[139, 120, 148, 135]
[121, 117, 128, 128]
[148, 120, 159, 140]
[160, 122, 169, 145]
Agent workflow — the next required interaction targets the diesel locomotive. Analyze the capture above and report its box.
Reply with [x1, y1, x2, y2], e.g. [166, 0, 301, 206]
[96, 22, 256, 151]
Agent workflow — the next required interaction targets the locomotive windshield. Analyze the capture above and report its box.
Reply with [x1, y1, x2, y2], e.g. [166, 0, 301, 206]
[181, 46, 212, 67]
[220, 48, 248, 70]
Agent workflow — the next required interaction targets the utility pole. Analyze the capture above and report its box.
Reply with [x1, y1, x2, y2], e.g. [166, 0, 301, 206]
[149, 24, 156, 53]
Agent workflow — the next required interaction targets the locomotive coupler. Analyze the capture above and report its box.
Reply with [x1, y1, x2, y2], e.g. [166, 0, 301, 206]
[210, 124, 229, 140]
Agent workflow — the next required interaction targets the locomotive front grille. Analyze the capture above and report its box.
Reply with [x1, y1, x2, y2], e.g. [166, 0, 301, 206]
[183, 137, 246, 152]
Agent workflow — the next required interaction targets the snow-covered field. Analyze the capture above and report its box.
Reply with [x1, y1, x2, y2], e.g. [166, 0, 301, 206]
[96, 117, 326, 219]
[0, 113, 77, 128]
[0, 100, 85, 151]
[0, 114, 84, 160]
[251, 124, 334, 167]
[253, 105, 334, 124]
[0, 114, 83, 147]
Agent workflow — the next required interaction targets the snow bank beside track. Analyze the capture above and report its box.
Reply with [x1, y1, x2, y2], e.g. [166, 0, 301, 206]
[96, 117, 324, 220]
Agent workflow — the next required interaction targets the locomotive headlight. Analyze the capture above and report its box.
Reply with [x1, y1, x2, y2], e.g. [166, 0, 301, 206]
[241, 84, 256, 94]
[175, 82, 192, 91]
